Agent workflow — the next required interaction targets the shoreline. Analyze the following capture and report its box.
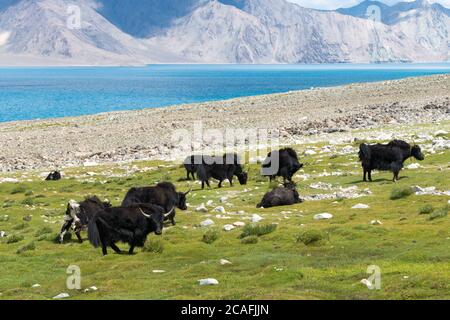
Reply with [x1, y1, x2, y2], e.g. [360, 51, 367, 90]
[0, 74, 449, 172]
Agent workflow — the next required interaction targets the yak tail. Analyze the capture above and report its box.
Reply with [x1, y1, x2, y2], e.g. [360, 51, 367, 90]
[88, 217, 101, 248]
[359, 144, 371, 162]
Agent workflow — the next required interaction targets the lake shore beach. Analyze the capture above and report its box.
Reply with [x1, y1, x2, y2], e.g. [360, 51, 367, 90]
[1, 74, 449, 172]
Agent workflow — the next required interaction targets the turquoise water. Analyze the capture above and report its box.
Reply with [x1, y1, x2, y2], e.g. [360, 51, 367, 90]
[0, 64, 449, 123]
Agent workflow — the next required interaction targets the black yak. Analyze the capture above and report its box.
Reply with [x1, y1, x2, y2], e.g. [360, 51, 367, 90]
[46, 171, 61, 181]
[261, 148, 303, 182]
[58, 196, 111, 244]
[121, 182, 190, 226]
[257, 182, 303, 208]
[196, 153, 248, 189]
[88, 204, 172, 256]
[359, 140, 424, 182]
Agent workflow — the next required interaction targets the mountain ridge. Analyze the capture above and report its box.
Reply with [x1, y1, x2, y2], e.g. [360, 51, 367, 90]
[0, 0, 448, 65]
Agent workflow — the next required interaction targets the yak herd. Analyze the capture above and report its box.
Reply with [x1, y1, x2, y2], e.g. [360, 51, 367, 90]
[56, 140, 424, 256]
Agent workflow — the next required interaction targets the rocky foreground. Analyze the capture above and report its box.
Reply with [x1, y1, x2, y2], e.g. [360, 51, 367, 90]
[0, 74, 449, 172]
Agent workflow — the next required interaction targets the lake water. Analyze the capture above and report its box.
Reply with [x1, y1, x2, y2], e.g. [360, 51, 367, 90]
[0, 64, 449, 123]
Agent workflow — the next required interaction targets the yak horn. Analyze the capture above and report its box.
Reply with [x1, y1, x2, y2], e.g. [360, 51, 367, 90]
[164, 207, 175, 218]
[184, 187, 192, 195]
[139, 208, 152, 219]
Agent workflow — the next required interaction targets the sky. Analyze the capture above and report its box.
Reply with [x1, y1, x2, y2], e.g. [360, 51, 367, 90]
[288, 0, 450, 10]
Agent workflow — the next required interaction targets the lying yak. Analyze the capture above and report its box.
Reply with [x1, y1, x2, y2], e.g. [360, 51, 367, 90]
[121, 182, 190, 226]
[257, 182, 303, 208]
[196, 153, 248, 189]
[359, 140, 425, 182]
[261, 148, 303, 182]
[88, 204, 172, 256]
[45, 171, 61, 181]
[58, 196, 111, 243]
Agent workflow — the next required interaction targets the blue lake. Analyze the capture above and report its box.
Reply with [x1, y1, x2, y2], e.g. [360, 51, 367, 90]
[0, 64, 449, 123]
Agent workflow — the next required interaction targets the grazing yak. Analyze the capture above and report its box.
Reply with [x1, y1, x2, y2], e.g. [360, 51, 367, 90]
[45, 171, 61, 181]
[88, 204, 172, 256]
[261, 148, 303, 182]
[257, 182, 303, 208]
[359, 140, 425, 182]
[58, 196, 111, 243]
[121, 182, 190, 226]
[196, 153, 248, 189]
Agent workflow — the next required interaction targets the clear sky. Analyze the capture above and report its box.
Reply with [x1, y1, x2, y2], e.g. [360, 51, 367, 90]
[288, 0, 450, 10]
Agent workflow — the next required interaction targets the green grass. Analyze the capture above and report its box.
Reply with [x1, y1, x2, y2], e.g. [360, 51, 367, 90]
[240, 224, 277, 239]
[390, 186, 413, 200]
[418, 204, 434, 215]
[202, 230, 220, 244]
[0, 122, 449, 300]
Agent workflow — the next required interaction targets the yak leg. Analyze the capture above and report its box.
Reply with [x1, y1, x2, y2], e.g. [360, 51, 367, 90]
[110, 243, 122, 254]
[101, 244, 108, 256]
[229, 176, 234, 187]
[218, 180, 223, 188]
[128, 244, 135, 255]
[187, 171, 191, 180]
[58, 219, 73, 244]
[75, 230, 83, 243]
[170, 209, 176, 226]
[368, 170, 373, 182]
[363, 169, 367, 182]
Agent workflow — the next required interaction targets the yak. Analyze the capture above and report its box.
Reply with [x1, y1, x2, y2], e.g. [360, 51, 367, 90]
[58, 196, 111, 244]
[359, 140, 425, 182]
[261, 148, 303, 182]
[257, 182, 303, 208]
[121, 182, 190, 226]
[46, 171, 61, 181]
[88, 204, 172, 256]
[196, 153, 248, 189]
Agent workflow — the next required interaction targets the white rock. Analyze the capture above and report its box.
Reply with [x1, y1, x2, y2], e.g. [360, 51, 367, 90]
[220, 259, 232, 265]
[304, 150, 317, 156]
[198, 278, 219, 286]
[152, 270, 166, 273]
[314, 213, 333, 220]
[200, 219, 215, 227]
[360, 279, 373, 289]
[406, 163, 421, 170]
[206, 200, 214, 206]
[53, 293, 70, 299]
[196, 204, 208, 213]
[223, 224, 235, 231]
[214, 206, 226, 214]
[251, 214, 263, 223]
[352, 204, 370, 209]
[0, 231, 6, 238]
[220, 197, 228, 203]
[31, 284, 41, 288]
[0, 178, 19, 183]
[370, 220, 383, 225]
[233, 222, 246, 227]
[89, 286, 98, 291]
[434, 130, 448, 136]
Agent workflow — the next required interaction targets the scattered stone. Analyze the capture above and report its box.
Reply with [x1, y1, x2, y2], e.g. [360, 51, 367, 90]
[23, 215, 32, 222]
[214, 206, 226, 214]
[31, 284, 41, 288]
[196, 204, 208, 213]
[314, 213, 333, 220]
[220, 197, 228, 203]
[84, 286, 98, 292]
[220, 259, 232, 265]
[352, 203, 370, 209]
[152, 270, 166, 273]
[223, 224, 235, 231]
[0, 178, 19, 183]
[200, 219, 215, 227]
[198, 278, 219, 286]
[0, 231, 6, 238]
[406, 163, 421, 170]
[304, 150, 317, 156]
[434, 130, 448, 136]
[251, 214, 263, 223]
[310, 182, 333, 190]
[53, 293, 70, 299]
[360, 279, 373, 289]
[370, 220, 383, 225]
[233, 222, 246, 227]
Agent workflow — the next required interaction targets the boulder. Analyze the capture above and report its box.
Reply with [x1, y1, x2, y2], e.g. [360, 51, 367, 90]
[314, 213, 333, 220]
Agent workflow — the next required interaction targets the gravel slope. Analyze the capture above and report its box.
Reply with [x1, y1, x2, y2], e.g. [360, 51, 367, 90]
[0, 74, 449, 172]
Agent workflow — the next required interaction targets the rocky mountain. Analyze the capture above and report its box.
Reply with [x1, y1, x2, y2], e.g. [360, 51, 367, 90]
[0, 0, 448, 65]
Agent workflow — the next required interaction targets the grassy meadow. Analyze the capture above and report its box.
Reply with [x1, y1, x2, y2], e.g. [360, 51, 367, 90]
[0, 122, 449, 300]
